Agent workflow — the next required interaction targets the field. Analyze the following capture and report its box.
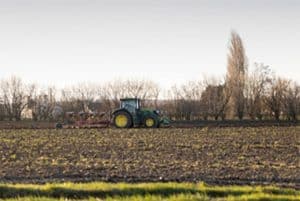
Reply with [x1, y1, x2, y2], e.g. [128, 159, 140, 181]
[0, 127, 299, 200]
[0, 127, 299, 186]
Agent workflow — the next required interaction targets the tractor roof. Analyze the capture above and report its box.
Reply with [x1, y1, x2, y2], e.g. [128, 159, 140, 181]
[120, 98, 140, 101]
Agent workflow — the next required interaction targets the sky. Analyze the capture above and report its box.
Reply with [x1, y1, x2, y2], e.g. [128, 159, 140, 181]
[0, 0, 299, 89]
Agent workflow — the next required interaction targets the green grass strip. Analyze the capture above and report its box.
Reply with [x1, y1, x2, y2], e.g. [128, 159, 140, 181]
[0, 182, 299, 201]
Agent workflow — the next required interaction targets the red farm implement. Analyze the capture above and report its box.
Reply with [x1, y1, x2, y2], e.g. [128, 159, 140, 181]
[56, 111, 110, 128]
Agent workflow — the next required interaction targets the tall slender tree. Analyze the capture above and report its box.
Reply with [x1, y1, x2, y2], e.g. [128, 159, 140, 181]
[226, 31, 248, 120]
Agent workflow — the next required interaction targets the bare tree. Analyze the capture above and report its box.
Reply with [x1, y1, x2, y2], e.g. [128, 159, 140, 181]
[100, 79, 160, 112]
[245, 63, 271, 120]
[71, 83, 98, 112]
[124, 79, 160, 100]
[0, 76, 35, 120]
[200, 80, 230, 120]
[167, 81, 203, 120]
[100, 79, 127, 111]
[29, 86, 57, 121]
[264, 77, 290, 120]
[60, 83, 98, 113]
[282, 82, 300, 121]
[226, 31, 248, 120]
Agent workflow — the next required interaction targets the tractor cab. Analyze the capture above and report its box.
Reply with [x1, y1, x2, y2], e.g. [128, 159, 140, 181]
[120, 98, 141, 113]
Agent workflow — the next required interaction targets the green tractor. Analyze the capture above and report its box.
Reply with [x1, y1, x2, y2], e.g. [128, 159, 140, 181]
[112, 98, 169, 128]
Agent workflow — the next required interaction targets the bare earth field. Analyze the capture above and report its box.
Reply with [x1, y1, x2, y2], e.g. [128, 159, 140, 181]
[0, 127, 299, 188]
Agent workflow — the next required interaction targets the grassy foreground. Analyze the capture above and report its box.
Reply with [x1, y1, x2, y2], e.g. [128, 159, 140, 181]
[0, 182, 299, 201]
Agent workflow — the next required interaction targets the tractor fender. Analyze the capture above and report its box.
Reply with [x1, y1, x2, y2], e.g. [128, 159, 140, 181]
[141, 111, 160, 119]
[112, 108, 131, 116]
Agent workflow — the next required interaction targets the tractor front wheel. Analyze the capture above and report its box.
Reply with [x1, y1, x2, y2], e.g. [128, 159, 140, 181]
[143, 115, 159, 128]
[113, 111, 132, 128]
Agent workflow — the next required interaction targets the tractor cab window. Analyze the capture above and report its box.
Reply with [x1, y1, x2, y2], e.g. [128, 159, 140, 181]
[121, 99, 140, 113]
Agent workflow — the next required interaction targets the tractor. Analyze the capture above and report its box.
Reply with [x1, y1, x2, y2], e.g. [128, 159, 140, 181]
[112, 98, 169, 128]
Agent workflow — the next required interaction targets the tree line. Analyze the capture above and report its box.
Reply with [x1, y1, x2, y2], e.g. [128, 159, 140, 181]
[0, 31, 299, 121]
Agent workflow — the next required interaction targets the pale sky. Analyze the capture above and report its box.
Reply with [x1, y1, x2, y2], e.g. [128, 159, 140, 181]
[0, 0, 299, 89]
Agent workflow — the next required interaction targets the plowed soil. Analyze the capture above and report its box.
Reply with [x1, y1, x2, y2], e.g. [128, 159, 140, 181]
[0, 127, 299, 187]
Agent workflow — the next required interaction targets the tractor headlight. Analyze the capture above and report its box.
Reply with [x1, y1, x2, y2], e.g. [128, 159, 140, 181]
[154, 110, 160, 115]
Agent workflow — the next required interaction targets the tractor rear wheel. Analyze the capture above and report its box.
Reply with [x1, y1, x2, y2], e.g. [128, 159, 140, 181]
[113, 111, 132, 128]
[143, 115, 159, 128]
